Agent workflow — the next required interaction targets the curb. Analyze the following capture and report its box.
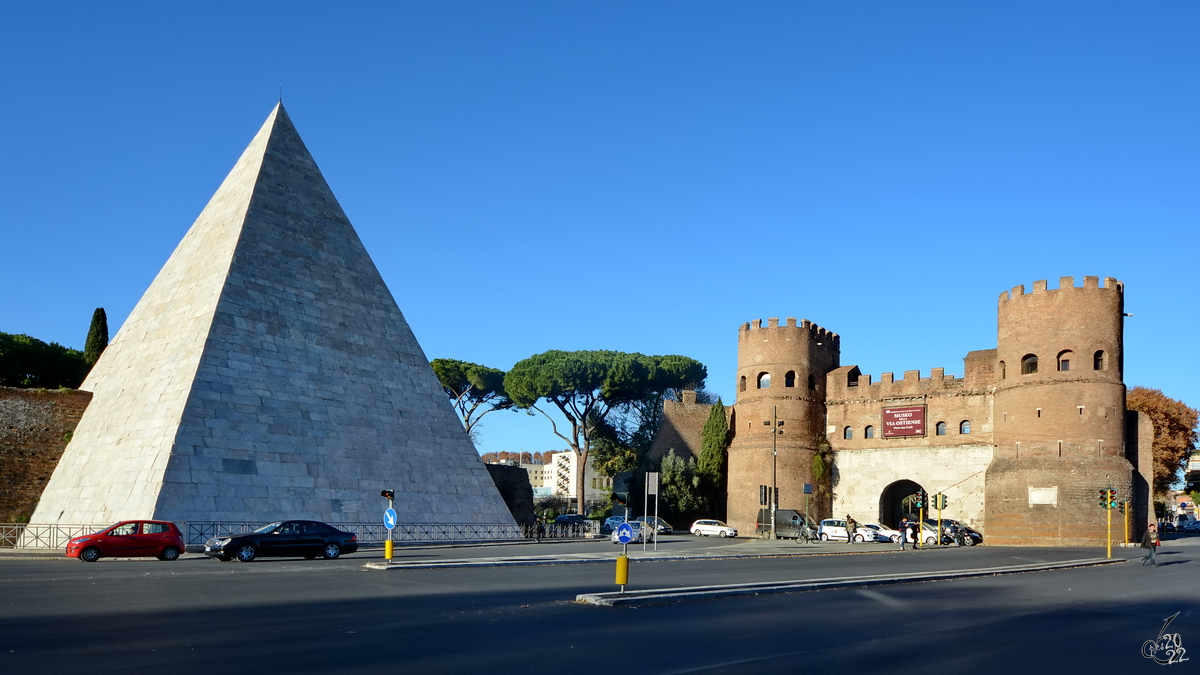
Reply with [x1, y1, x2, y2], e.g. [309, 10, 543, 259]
[574, 557, 1126, 606]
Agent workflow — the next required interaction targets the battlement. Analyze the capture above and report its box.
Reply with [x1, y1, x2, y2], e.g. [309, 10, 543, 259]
[998, 276, 1122, 303]
[739, 317, 840, 345]
[827, 365, 970, 396]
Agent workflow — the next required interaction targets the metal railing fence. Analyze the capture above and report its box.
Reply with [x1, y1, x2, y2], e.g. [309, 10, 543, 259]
[1, 520, 598, 548]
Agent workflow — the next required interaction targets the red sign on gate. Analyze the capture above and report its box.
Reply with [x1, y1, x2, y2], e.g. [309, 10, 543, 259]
[882, 406, 926, 437]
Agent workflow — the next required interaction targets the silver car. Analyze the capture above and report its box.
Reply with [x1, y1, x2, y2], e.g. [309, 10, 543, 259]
[610, 522, 645, 544]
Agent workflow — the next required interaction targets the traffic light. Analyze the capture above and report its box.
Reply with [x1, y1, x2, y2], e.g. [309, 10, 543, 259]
[1099, 489, 1108, 509]
[612, 492, 628, 506]
[381, 489, 395, 500]
[915, 491, 925, 509]
[935, 494, 947, 510]
[1107, 488, 1119, 510]
[1118, 500, 1126, 514]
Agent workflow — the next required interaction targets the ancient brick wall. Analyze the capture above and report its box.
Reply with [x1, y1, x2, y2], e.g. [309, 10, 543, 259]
[485, 464, 536, 525]
[0, 387, 92, 522]
[647, 391, 713, 466]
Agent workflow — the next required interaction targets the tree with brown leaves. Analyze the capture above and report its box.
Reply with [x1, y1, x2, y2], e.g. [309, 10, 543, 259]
[1127, 387, 1199, 497]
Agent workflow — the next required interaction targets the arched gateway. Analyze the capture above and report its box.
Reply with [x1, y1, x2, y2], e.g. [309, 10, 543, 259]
[879, 480, 924, 530]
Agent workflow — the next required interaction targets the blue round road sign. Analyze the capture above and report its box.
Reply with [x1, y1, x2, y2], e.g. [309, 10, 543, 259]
[384, 508, 397, 530]
[616, 523, 635, 544]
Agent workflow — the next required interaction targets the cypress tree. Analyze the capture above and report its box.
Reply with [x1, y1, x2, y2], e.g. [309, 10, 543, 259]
[698, 398, 729, 517]
[83, 308, 109, 365]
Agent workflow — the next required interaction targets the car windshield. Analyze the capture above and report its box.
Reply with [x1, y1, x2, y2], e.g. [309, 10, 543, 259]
[253, 522, 283, 534]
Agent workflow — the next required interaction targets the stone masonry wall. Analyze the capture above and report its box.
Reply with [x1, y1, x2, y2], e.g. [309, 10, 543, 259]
[647, 391, 712, 466]
[485, 464, 536, 525]
[832, 444, 994, 530]
[0, 387, 92, 521]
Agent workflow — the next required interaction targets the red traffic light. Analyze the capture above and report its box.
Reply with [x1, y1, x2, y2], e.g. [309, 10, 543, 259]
[381, 489, 395, 500]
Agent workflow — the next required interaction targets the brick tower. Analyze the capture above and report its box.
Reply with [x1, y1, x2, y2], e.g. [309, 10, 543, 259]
[725, 318, 839, 535]
[984, 276, 1138, 545]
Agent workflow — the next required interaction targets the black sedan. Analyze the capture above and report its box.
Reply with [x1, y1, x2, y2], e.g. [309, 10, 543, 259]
[204, 521, 359, 562]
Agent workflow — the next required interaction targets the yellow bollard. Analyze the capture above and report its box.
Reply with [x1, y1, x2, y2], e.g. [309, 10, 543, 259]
[615, 553, 629, 588]
[385, 539, 393, 560]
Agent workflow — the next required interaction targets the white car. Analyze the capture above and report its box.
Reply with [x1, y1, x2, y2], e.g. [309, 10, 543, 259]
[610, 521, 645, 544]
[690, 519, 738, 537]
[601, 516, 627, 534]
[860, 522, 902, 543]
[900, 522, 940, 545]
[818, 519, 868, 542]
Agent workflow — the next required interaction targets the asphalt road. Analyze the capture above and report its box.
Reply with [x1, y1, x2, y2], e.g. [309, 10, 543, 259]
[1, 535, 1195, 673]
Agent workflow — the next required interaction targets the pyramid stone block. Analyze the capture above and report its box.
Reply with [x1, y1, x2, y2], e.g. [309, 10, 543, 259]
[31, 104, 514, 526]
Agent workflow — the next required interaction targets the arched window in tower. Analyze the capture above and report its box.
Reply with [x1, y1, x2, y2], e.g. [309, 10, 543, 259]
[739, 376, 747, 392]
[1093, 350, 1105, 370]
[864, 425, 875, 439]
[757, 372, 771, 389]
[935, 421, 948, 436]
[999, 361, 1006, 380]
[808, 374, 816, 390]
[1057, 350, 1073, 372]
[960, 420, 971, 434]
[785, 371, 796, 388]
[843, 426, 853, 440]
[1021, 354, 1038, 375]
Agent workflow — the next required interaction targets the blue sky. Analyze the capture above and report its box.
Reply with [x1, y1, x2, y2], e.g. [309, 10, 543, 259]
[2, 3, 1198, 455]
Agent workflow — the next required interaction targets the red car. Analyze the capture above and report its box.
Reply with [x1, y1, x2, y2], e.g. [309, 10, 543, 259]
[66, 520, 185, 562]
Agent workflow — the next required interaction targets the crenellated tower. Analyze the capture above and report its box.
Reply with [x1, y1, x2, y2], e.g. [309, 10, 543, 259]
[985, 276, 1141, 545]
[725, 318, 840, 535]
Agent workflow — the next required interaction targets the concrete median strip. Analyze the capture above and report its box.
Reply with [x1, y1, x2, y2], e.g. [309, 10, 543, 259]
[361, 544, 881, 570]
[574, 558, 1125, 606]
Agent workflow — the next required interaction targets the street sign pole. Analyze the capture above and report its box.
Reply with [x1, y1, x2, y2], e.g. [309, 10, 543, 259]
[771, 406, 778, 541]
[803, 483, 812, 540]
[615, 523, 634, 594]
[381, 489, 396, 561]
[645, 472, 659, 552]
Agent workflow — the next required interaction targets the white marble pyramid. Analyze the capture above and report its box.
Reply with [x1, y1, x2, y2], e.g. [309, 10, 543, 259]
[32, 104, 514, 526]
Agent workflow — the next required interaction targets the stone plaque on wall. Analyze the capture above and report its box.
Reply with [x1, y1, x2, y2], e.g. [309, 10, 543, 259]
[1028, 486, 1059, 507]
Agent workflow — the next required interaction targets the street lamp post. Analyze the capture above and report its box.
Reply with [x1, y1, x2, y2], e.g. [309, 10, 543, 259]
[766, 405, 783, 540]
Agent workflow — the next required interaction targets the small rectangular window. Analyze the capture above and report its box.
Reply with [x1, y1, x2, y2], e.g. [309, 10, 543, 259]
[1060, 360, 1069, 371]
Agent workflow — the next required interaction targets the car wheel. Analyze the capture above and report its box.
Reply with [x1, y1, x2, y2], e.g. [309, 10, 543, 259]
[820, 533, 828, 541]
[963, 537, 976, 547]
[890, 535, 900, 543]
[694, 530, 703, 536]
[235, 544, 257, 562]
[719, 531, 728, 538]
[79, 546, 102, 563]
[855, 534, 865, 543]
[323, 543, 342, 559]
[157, 546, 181, 561]
[925, 537, 935, 545]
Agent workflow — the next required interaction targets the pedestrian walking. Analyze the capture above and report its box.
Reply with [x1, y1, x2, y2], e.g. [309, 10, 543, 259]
[899, 517, 909, 550]
[1141, 523, 1160, 567]
[909, 520, 920, 548]
[846, 515, 858, 544]
[535, 514, 545, 543]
